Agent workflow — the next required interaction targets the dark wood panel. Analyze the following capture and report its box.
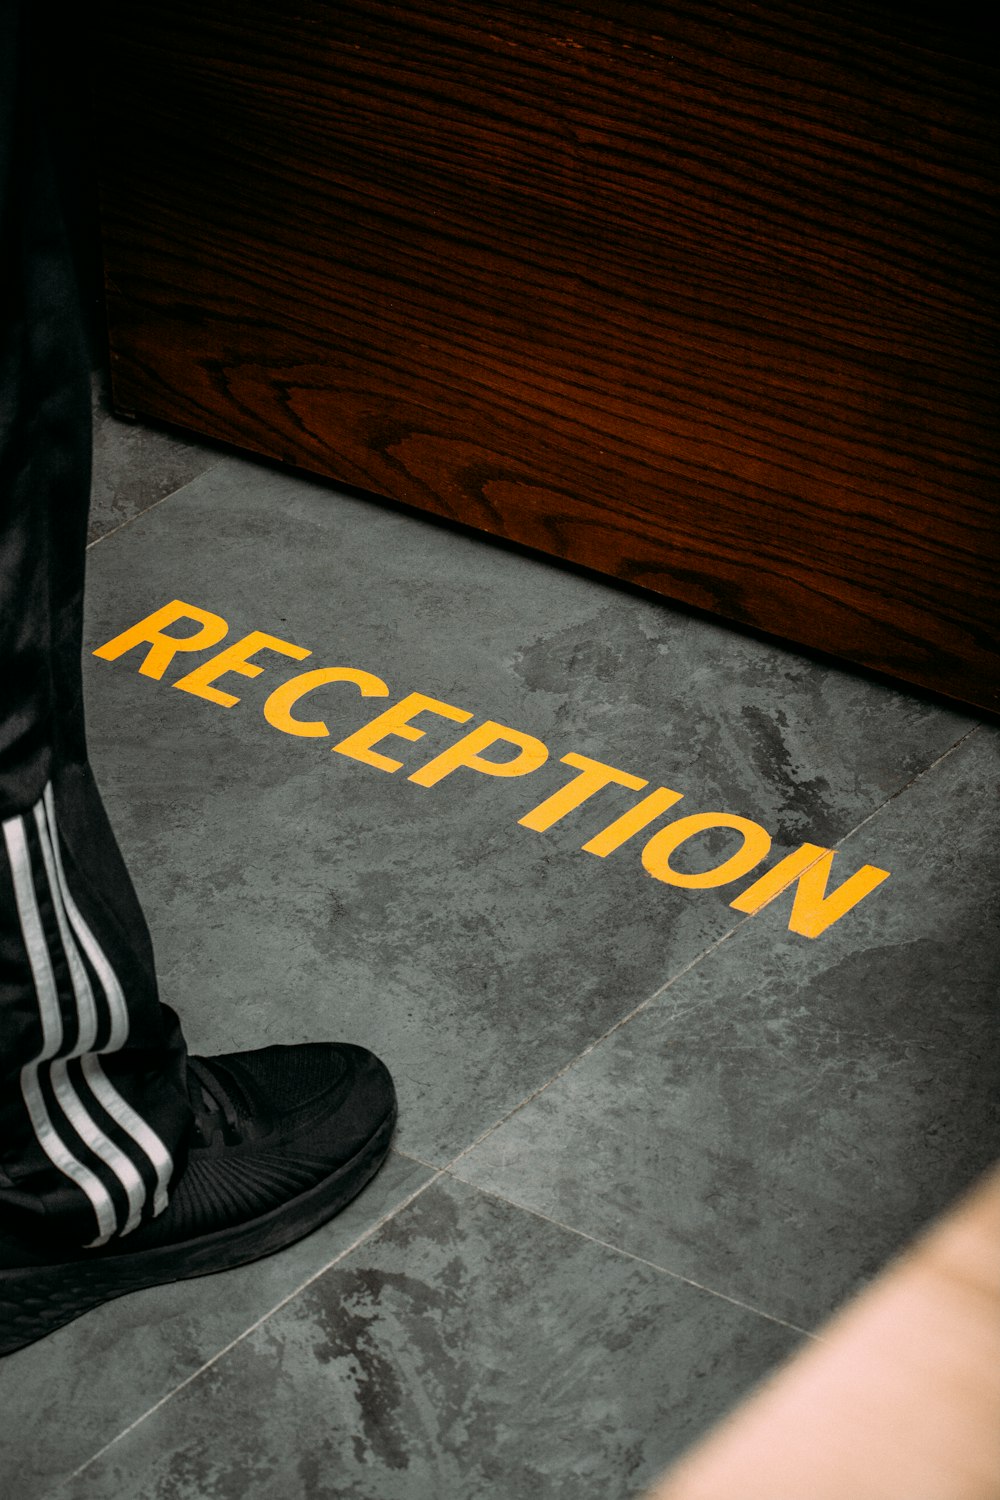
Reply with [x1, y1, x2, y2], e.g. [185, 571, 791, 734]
[95, 0, 999, 710]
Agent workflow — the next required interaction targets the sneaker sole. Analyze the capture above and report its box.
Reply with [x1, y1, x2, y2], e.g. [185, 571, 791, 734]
[0, 1105, 396, 1357]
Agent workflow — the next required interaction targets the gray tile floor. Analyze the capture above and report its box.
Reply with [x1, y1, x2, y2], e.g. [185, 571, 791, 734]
[3, 400, 998, 1498]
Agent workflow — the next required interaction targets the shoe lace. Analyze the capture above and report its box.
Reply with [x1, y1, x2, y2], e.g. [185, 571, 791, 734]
[186, 1058, 245, 1148]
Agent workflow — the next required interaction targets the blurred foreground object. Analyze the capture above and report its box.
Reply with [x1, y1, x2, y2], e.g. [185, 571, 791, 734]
[647, 1161, 1000, 1500]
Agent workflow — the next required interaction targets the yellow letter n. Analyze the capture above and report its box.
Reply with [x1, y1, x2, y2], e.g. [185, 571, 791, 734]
[730, 843, 890, 938]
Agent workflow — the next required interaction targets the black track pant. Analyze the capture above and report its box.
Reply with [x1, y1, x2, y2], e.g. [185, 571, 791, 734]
[0, 4, 192, 1247]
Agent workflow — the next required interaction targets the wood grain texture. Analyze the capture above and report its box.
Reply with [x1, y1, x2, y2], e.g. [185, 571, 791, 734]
[95, 1, 999, 710]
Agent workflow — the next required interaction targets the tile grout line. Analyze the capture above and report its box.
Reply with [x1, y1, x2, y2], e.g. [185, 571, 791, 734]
[86, 457, 226, 552]
[54, 1160, 449, 1495]
[430, 920, 757, 1182]
[821, 722, 982, 842]
[395, 1148, 817, 1340]
[450, 1176, 817, 1341]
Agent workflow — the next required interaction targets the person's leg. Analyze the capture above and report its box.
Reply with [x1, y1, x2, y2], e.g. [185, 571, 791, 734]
[0, 0, 193, 1247]
[0, 4, 396, 1353]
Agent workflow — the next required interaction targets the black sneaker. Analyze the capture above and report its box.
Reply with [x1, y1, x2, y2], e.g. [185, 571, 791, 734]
[0, 1042, 396, 1356]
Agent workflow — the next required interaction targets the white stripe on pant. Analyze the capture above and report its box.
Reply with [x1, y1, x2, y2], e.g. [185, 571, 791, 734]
[2, 784, 173, 1245]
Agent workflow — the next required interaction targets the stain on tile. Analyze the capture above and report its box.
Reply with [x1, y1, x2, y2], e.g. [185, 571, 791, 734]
[0, 1153, 431, 1500]
[62, 1176, 801, 1500]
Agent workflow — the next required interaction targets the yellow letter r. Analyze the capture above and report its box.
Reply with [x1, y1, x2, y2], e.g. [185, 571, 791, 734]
[93, 599, 230, 679]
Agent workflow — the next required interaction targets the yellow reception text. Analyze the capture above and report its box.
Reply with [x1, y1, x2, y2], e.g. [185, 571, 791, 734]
[94, 599, 891, 939]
